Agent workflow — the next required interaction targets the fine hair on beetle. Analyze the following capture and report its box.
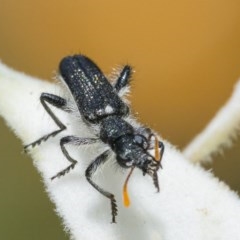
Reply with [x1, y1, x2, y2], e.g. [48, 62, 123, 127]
[24, 55, 164, 223]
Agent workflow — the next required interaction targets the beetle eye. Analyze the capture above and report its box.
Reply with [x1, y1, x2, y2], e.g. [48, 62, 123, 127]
[133, 135, 148, 149]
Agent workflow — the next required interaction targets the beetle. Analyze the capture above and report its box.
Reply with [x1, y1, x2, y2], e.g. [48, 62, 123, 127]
[24, 55, 164, 223]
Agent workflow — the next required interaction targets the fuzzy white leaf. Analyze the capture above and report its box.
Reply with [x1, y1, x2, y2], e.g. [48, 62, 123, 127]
[183, 81, 240, 163]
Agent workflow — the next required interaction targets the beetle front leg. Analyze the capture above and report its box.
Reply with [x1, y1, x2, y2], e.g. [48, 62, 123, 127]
[157, 141, 165, 168]
[85, 150, 118, 223]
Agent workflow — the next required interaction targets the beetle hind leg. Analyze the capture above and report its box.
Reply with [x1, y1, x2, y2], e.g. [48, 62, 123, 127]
[114, 65, 132, 94]
[24, 93, 69, 152]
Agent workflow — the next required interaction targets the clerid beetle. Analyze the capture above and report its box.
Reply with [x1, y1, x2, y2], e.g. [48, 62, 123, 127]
[24, 55, 164, 223]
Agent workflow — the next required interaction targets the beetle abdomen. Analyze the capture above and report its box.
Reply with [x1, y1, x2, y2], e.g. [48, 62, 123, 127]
[59, 55, 129, 122]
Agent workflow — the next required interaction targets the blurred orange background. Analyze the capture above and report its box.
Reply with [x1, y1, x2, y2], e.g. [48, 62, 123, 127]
[0, 0, 240, 239]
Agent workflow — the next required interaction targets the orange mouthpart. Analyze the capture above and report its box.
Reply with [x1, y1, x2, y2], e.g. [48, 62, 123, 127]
[123, 167, 135, 207]
[154, 136, 160, 161]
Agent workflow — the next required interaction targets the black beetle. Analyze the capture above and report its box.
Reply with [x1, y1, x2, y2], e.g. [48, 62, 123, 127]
[24, 55, 164, 223]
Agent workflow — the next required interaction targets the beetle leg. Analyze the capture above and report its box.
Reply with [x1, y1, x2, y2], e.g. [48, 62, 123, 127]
[114, 65, 132, 93]
[157, 141, 164, 169]
[85, 150, 118, 223]
[24, 93, 70, 151]
[51, 136, 98, 180]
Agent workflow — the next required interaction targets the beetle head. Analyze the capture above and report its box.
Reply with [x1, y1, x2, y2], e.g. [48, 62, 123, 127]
[115, 133, 163, 192]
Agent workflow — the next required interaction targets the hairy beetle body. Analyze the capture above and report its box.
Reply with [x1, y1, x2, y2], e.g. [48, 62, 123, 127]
[24, 55, 164, 223]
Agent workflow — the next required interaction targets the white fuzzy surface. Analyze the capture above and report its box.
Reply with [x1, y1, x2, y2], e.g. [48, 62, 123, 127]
[183, 81, 240, 163]
[0, 62, 240, 240]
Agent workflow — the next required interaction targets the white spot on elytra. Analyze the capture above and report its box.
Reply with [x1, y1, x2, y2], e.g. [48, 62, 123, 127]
[105, 105, 114, 114]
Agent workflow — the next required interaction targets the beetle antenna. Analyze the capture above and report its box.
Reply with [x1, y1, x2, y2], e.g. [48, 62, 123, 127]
[123, 166, 135, 207]
[152, 171, 160, 192]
